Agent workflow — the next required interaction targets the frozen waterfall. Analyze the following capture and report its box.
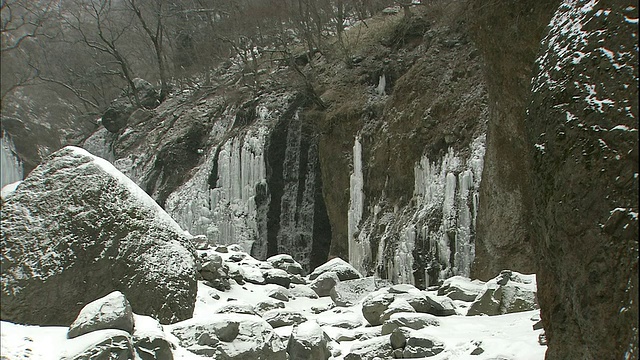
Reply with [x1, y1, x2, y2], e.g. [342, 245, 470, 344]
[1, 132, 24, 189]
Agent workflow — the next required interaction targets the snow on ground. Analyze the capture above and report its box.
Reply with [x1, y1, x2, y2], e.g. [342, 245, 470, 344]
[0, 246, 547, 359]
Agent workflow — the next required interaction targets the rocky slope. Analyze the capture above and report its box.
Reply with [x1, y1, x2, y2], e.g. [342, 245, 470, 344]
[80, 3, 488, 285]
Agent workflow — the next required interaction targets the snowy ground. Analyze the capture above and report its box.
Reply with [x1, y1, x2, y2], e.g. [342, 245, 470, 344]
[1, 248, 547, 359]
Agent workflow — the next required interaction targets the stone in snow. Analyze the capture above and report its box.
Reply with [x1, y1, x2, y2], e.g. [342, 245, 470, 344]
[262, 309, 307, 328]
[67, 291, 134, 339]
[286, 320, 331, 360]
[309, 257, 362, 281]
[1, 146, 197, 325]
[344, 335, 393, 360]
[437, 275, 485, 302]
[467, 270, 538, 316]
[381, 312, 440, 335]
[330, 277, 376, 307]
[267, 254, 305, 276]
[310, 271, 340, 297]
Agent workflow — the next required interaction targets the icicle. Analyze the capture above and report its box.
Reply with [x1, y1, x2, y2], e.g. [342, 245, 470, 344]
[1, 132, 24, 188]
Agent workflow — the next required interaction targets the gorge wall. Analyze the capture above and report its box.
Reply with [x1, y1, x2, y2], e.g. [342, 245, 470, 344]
[471, 0, 638, 358]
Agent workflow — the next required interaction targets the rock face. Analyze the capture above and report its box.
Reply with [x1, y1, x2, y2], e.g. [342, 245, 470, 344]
[525, 1, 639, 359]
[0, 146, 198, 325]
[468, 0, 560, 281]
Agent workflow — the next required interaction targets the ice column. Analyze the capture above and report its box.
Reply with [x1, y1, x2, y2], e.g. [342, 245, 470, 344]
[1, 132, 23, 188]
[348, 136, 367, 273]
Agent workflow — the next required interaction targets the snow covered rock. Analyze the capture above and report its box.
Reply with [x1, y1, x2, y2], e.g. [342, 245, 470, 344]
[67, 291, 134, 339]
[263, 268, 292, 288]
[286, 321, 331, 360]
[329, 277, 376, 307]
[310, 271, 340, 297]
[262, 309, 307, 328]
[200, 254, 231, 291]
[132, 314, 174, 360]
[268, 254, 304, 276]
[344, 335, 393, 360]
[361, 292, 395, 326]
[467, 270, 537, 316]
[309, 257, 362, 281]
[289, 284, 319, 299]
[254, 299, 285, 315]
[170, 314, 286, 359]
[316, 308, 363, 329]
[401, 292, 457, 316]
[0, 146, 197, 325]
[437, 276, 485, 302]
[61, 329, 134, 360]
[381, 313, 440, 335]
[379, 298, 416, 323]
[214, 301, 258, 316]
[403, 334, 446, 358]
[267, 287, 291, 301]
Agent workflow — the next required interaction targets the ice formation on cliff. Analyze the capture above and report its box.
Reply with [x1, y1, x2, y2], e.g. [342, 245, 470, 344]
[1, 132, 23, 189]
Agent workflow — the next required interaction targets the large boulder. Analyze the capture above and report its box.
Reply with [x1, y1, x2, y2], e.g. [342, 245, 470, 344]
[286, 321, 331, 360]
[309, 258, 362, 281]
[381, 313, 440, 335]
[0, 146, 198, 325]
[467, 270, 537, 316]
[262, 309, 307, 328]
[101, 78, 160, 134]
[402, 334, 446, 358]
[67, 291, 134, 339]
[170, 314, 286, 359]
[361, 292, 395, 326]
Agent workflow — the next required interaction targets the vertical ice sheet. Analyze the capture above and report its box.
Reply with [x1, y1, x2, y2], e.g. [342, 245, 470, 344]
[348, 136, 367, 274]
[1, 132, 24, 189]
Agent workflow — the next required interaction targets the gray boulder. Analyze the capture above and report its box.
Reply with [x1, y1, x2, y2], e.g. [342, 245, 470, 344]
[264, 269, 292, 288]
[267, 254, 304, 276]
[255, 299, 285, 315]
[262, 309, 307, 328]
[379, 298, 415, 324]
[133, 314, 174, 360]
[401, 292, 457, 316]
[67, 291, 134, 339]
[310, 272, 340, 297]
[267, 287, 291, 302]
[171, 314, 286, 359]
[438, 276, 485, 302]
[361, 292, 395, 326]
[0, 147, 197, 325]
[344, 335, 393, 360]
[330, 277, 376, 307]
[467, 270, 538, 316]
[403, 334, 445, 358]
[201, 254, 231, 291]
[381, 313, 440, 335]
[309, 258, 362, 281]
[60, 329, 134, 360]
[286, 321, 331, 360]
[289, 284, 320, 299]
[214, 301, 257, 315]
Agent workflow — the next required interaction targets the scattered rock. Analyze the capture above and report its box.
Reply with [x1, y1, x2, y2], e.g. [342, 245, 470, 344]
[67, 291, 135, 339]
[389, 284, 419, 294]
[133, 314, 174, 360]
[310, 272, 340, 297]
[214, 301, 257, 315]
[362, 292, 395, 326]
[289, 284, 320, 299]
[403, 334, 445, 358]
[200, 255, 231, 291]
[389, 327, 411, 350]
[228, 253, 246, 262]
[379, 298, 415, 324]
[317, 309, 363, 329]
[267, 287, 291, 302]
[381, 313, 440, 335]
[467, 270, 537, 316]
[262, 309, 307, 328]
[344, 335, 392, 360]
[286, 321, 331, 360]
[215, 245, 228, 253]
[171, 314, 286, 359]
[264, 269, 292, 288]
[309, 258, 362, 281]
[255, 299, 286, 315]
[268, 254, 304, 276]
[437, 276, 485, 302]
[61, 329, 134, 360]
[191, 235, 210, 250]
[330, 277, 376, 307]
